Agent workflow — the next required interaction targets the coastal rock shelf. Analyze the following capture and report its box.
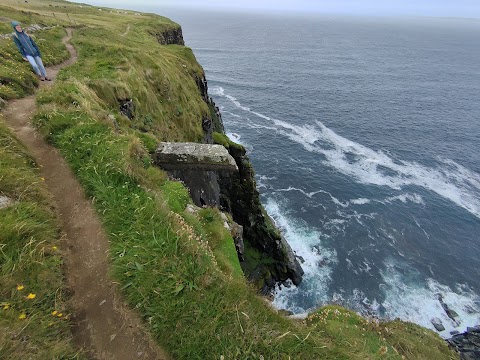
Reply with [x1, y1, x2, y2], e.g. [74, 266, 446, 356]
[447, 327, 480, 360]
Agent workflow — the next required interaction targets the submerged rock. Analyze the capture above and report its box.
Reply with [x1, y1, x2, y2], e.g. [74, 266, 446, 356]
[431, 317, 446, 332]
[438, 294, 460, 324]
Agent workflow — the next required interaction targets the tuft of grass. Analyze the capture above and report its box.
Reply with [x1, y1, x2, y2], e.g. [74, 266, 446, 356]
[0, 120, 83, 359]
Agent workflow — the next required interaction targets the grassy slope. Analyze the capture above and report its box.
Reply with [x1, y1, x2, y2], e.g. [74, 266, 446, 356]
[0, 119, 83, 359]
[0, 1, 458, 359]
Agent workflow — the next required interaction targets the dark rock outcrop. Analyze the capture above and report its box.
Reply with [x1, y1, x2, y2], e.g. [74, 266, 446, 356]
[150, 25, 185, 46]
[231, 222, 245, 262]
[119, 98, 135, 119]
[431, 317, 446, 332]
[438, 294, 460, 325]
[447, 326, 480, 360]
[196, 75, 225, 140]
[193, 76, 304, 292]
[217, 142, 304, 293]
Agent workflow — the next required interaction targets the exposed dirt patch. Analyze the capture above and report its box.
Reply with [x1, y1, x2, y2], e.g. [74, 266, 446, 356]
[2, 28, 169, 360]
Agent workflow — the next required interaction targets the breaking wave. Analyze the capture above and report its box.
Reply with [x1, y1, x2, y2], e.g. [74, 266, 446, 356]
[266, 199, 338, 313]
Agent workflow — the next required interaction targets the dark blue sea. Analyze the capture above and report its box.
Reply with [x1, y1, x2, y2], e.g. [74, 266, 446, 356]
[154, 9, 480, 336]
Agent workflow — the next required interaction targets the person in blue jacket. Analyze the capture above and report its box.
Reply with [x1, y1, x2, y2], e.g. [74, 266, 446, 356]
[11, 21, 51, 81]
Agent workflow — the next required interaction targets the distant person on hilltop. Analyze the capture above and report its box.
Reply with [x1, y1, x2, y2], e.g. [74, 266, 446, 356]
[11, 21, 51, 81]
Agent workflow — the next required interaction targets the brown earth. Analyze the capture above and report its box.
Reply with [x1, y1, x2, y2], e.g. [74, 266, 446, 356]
[2, 28, 169, 360]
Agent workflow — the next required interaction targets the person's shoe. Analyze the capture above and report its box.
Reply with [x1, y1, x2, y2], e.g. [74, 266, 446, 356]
[40, 76, 45, 81]
[44, 77, 52, 81]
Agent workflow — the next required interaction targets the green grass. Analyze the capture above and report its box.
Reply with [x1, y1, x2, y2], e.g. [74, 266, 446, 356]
[0, 1, 459, 359]
[306, 306, 456, 360]
[0, 120, 83, 359]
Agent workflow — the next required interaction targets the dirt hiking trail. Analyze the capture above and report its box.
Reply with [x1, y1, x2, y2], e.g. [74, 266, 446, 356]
[2, 28, 169, 360]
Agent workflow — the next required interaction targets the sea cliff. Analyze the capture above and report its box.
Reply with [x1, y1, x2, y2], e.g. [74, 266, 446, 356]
[0, 1, 459, 358]
[157, 65, 305, 292]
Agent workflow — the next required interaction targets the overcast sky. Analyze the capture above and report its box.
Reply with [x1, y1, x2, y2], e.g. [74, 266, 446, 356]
[72, 0, 480, 18]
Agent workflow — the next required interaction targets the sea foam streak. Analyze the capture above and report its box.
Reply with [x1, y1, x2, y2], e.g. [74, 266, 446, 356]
[212, 86, 480, 219]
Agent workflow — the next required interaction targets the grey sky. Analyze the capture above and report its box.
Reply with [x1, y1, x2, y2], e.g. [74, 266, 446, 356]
[72, 0, 480, 18]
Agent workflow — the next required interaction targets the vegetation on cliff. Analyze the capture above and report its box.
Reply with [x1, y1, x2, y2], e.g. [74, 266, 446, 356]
[0, 0, 458, 359]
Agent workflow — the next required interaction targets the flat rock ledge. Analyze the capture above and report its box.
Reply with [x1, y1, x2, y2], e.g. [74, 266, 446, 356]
[0, 196, 13, 209]
[154, 142, 238, 172]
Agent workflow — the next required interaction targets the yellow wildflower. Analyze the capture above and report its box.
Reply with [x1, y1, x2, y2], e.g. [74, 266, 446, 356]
[40, 177, 45, 181]
[52, 310, 58, 316]
[57, 313, 63, 317]
[16, 285, 24, 291]
[19, 313, 26, 320]
[26, 293, 36, 300]
[52, 246, 58, 251]
[3, 304, 10, 310]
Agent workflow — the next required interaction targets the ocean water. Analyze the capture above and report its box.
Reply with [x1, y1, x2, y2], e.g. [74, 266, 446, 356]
[158, 9, 480, 336]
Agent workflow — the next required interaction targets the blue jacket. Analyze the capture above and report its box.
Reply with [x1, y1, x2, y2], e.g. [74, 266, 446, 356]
[12, 26, 41, 58]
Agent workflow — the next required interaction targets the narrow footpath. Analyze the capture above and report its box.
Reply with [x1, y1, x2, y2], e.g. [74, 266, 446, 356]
[2, 28, 169, 360]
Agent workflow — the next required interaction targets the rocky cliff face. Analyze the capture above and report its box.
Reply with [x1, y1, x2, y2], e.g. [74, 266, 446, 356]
[196, 75, 225, 142]
[150, 25, 185, 46]
[217, 142, 304, 293]
[153, 31, 304, 293]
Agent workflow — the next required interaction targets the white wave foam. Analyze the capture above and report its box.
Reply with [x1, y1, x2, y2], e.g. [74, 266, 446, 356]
[384, 193, 425, 205]
[256, 175, 276, 190]
[210, 86, 224, 97]
[278, 119, 480, 219]
[265, 199, 338, 313]
[350, 198, 371, 205]
[275, 186, 324, 199]
[380, 259, 480, 337]
[224, 111, 242, 119]
[211, 85, 480, 219]
[226, 132, 242, 143]
[274, 186, 351, 208]
[211, 86, 251, 112]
